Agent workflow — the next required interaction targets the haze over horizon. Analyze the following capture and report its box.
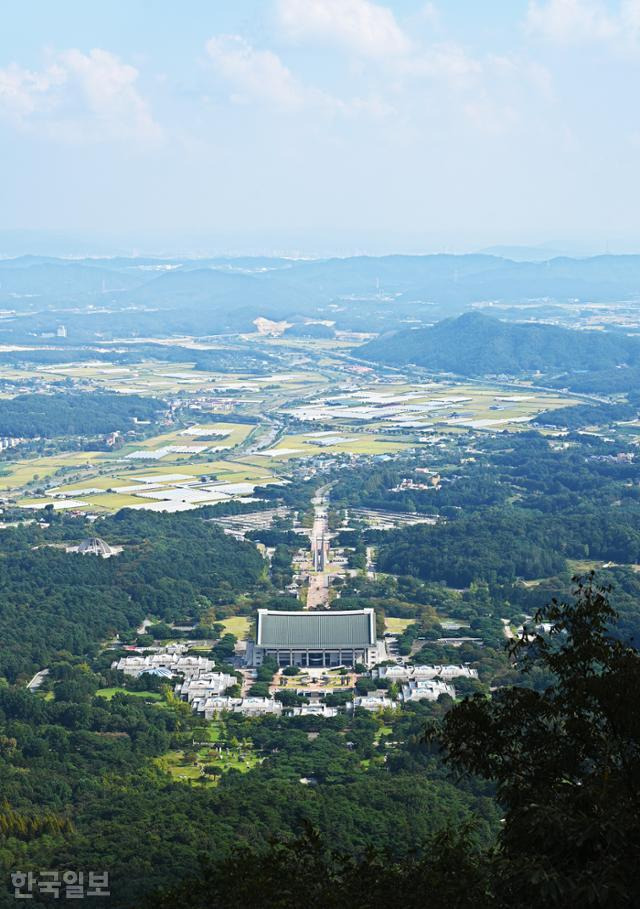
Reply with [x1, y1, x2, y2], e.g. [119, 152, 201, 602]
[2, 0, 640, 257]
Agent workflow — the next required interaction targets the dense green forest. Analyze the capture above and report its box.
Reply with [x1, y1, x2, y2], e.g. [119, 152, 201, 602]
[0, 660, 497, 908]
[0, 392, 162, 438]
[0, 343, 275, 374]
[331, 432, 640, 647]
[0, 581, 635, 908]
[0, 510, 265, 681]
[149, 581, 640, 908]
[547, 365, 640, 395]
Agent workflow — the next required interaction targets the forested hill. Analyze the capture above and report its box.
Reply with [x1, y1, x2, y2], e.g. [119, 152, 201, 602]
[0, 391, 162, 437]
[0, 508, 266, 681]
[358, 312, 640, 375]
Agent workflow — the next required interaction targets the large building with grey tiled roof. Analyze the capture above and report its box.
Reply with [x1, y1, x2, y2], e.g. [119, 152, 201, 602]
[246, 608, 384, 669]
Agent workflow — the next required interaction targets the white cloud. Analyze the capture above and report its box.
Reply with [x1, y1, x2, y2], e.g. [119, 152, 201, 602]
[622, 0, 640, 32]
[206, 34, 306, 111]
[407, 43, 483, 82]
[205, 33, 388, 118]
[278, 0, 486, 90]
[0, 49, 160, 143]
[277, 0, 411, 59]
[526, 0, 640, 47]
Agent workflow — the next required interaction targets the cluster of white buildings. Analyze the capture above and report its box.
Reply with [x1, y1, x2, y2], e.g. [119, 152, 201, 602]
[175, 669, 237, 704]
[113, 645, 277, 715]
[351, 696, 398, 711]
[110, 617, 481, 718]
[0, 437, 24, 450]
[191, 696, 340, 720]
[401, 678, 455, 702]
[289, 703, 337, 718]
[376, 664, 478, 683]
[195, 696, 283, 720]
[112, 651, 215, 679]
[353, 663, 480, 706]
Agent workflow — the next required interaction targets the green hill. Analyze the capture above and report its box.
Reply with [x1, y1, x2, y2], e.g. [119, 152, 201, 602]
[358, 312, 640, 376]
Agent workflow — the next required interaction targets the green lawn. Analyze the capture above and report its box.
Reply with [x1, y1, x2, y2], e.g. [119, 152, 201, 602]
[156, 741, 259, 784]
[219, 616, 252, 640]
[95, 687, 163, 700]
[384, 617, 414, 634]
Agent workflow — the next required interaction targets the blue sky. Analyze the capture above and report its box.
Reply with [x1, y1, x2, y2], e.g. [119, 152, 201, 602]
[1, 0, 639, 255]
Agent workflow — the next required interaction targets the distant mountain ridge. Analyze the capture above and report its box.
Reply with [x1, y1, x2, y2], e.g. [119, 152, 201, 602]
[2, 252, 640, 340]
[3, 252, 640, 310]
[358, 312, 640, 376]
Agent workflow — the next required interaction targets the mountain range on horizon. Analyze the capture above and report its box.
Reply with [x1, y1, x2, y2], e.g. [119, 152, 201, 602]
[3, 252, 640, 310]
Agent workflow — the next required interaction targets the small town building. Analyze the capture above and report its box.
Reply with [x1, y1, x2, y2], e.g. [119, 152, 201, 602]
[351, 695, 397, 711]
[194, 696, 283, 719]
[112, 653, 215, 678]
[401, 679, 455, 702]
[175, 671, 236, 702]
[286, 703, 338, 718]
[377, 664, 478, 682]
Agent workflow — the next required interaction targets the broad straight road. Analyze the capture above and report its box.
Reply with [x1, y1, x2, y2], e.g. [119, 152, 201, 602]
[305, 485, 332, 609]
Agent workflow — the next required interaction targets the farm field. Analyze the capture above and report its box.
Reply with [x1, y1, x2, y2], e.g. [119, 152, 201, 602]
[119, 421, 253, 455]
[254, 431, 415, 460]
[0, 343, 580, 513]
[0, 451, 104, 491]
[285, 380, 575, 433]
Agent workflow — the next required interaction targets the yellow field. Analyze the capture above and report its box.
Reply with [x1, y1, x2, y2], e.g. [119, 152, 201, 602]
[384, 617, 415, 634]
[123, 422, 253, 453]
[256, 432, 414, 460]
[83, 493, 147, 510]
[0, 451, 104, 491]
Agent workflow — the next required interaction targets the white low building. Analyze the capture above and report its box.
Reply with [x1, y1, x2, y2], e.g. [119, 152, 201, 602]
[112, 653, 215, 678]
[351, 696, 397, 711]
[287, 703, 338, 718]
[420, 665, 478, 681]
[377, 664, 478, 682]
[175, 671, 236, 703]
[401, 679, 455, 702]
[193, 696, 283, 719]
[375, 664, 412, 681]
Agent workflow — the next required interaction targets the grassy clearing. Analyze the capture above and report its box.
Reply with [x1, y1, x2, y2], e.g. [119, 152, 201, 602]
[567, 559, 604, 573]
[156, 741, 259, 784]
[95, 688, 163, 700]
[384, 617, 414, 634]
[219, 616, 252, 639]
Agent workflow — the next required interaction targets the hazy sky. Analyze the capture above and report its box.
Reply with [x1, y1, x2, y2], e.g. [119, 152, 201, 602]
[1, 0, 640, 255]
